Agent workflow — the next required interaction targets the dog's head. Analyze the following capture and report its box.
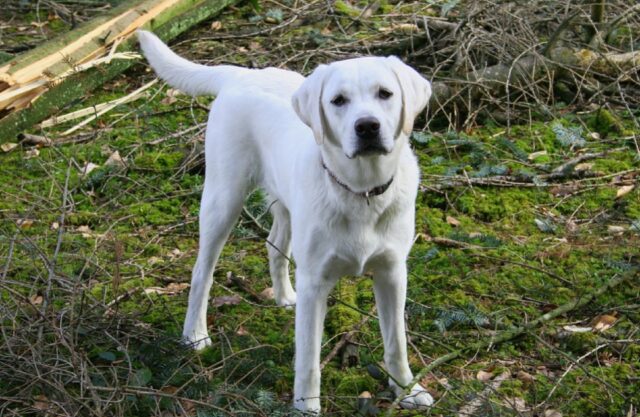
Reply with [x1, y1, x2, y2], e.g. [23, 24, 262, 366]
[292, 57, 431, 159]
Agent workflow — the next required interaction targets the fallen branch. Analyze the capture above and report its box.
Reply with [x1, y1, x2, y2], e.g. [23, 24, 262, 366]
[0, 0, 240, 141]
[320, 306, 375, 370]
[384, 269, 637, 415]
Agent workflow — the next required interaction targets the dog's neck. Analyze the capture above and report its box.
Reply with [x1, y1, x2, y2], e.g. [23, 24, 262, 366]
[321, 159, 394, 202]
[319, 138, 406, 196]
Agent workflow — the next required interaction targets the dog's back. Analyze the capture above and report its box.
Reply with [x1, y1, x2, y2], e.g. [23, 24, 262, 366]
[137, 31, 304, 99]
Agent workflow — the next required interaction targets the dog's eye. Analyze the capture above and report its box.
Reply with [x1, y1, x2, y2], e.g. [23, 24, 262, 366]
[331, 95, 347, 106]
[378, 88, 393, 100]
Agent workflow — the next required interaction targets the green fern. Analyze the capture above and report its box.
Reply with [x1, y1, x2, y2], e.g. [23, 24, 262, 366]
[552, 120, 586, 148]
[434, 304, 490, 332]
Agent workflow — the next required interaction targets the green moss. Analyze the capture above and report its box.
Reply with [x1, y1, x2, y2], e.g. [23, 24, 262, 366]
[130, 200, 182, 225]
[134, 151, 185, 170]
[334, 0, 361, 17]
[587, 108, 623, 137]
[560, 332, 599, 355]
[324, 367, 378, 397]
[326, 278, 361, 335]
[455, 188, 545, 224]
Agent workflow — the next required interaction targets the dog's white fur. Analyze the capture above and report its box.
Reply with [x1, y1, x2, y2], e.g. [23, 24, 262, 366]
[137, 30, 433, 413]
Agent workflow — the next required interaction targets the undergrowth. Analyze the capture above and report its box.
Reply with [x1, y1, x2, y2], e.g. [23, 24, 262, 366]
[1, 0, 639, 416]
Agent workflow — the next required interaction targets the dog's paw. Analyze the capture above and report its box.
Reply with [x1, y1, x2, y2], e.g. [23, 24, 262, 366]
[293, 397, 320, 414]
[276, 291, 296, 309]
[182, 332, 212, 350]
[397, 383, 433, 410]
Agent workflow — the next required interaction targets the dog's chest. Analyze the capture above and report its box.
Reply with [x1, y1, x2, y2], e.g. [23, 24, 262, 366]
[302, 203, 411, 277]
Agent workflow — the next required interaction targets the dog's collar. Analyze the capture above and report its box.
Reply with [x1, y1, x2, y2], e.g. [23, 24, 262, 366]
[321, 160, 394, 204]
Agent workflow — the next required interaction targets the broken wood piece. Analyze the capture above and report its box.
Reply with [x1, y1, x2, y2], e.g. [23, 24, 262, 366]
[61, 78, 158, 135]
[0, 0, 241, 142]
[18, 133, 52, 147]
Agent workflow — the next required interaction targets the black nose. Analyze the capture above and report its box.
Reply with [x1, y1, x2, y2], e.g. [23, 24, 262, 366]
[355, 117, 380, 140]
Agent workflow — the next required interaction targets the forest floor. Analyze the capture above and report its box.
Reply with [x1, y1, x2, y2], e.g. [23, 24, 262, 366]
[1, 0, 639, 416]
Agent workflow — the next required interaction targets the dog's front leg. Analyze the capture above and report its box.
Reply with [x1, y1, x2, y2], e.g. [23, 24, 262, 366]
[293, 271, 337, 413]
[373, 263, 434, 409]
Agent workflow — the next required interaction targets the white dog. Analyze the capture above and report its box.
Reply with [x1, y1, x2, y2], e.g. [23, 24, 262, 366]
[137, 30, 433, 413]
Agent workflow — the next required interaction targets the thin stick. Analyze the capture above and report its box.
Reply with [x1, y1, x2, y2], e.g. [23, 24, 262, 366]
[320, 306, 376, 370]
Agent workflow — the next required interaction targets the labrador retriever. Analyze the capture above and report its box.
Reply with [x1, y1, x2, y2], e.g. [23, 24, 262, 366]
[137, 30, 433, 413]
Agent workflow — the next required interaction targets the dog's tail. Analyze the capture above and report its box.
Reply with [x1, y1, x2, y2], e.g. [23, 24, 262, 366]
[137, 30, 245, 97]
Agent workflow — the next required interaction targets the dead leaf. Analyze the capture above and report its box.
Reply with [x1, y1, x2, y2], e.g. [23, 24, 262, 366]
[574, 162, 593, 171]
[161, 96, 177, 105]
[210, 20, 222, 30]
[590, 313, 617, 332]
[105, 150, 126, 169]
[1, 142, 18, 152]
[550, 183, 580, 197]
[160, 385, 179, 394]
[180, 398, 196, 415]
[260, 287, 275, 300]
[608, 225, 626, 234]
[212, 294, 242, 307]
[33, 394, 50, 410]
[504, 397, 527, 412]
[30, 294, 44, 306]
[77, 225, 93, 238]
[359, 391, 372, 399]
[516, 370, 535, 384]
[81, 162, 100, 176]
[167, 282, 189, 292]
[236, 325, 249, 336]
[536, 366, 555, 378]
[24, 148, 40, 159]
[446, 215, 461, 227]
[17, 218, 34, 229]
[616, 184, 635, 199]
[144, 282, 189, 295]
[528, 150, 547, 160]
[476, 370, 493, 381]
[396, 23, 419, 33]
[545, 409, 563, 417]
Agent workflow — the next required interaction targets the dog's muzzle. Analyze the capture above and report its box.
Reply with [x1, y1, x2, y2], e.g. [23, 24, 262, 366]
[353, 117, 388, 157]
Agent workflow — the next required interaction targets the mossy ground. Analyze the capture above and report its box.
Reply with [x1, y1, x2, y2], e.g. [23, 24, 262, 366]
[1, 1, 639, 416]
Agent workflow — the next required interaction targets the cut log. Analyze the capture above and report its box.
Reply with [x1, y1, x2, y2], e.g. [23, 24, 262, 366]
[0, 0, 240, 142]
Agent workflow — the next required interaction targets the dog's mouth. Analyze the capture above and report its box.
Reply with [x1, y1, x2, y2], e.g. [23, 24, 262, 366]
[348, 142, 390, 159]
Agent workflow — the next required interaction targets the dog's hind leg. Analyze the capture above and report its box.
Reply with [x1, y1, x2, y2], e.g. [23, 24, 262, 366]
[266, 201, 296, 306]
[183, 164, 251, 350]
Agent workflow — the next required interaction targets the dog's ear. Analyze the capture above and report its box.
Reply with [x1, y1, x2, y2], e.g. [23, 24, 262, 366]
[292, 64, 329, 144]
[387, 56, 431, 135]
